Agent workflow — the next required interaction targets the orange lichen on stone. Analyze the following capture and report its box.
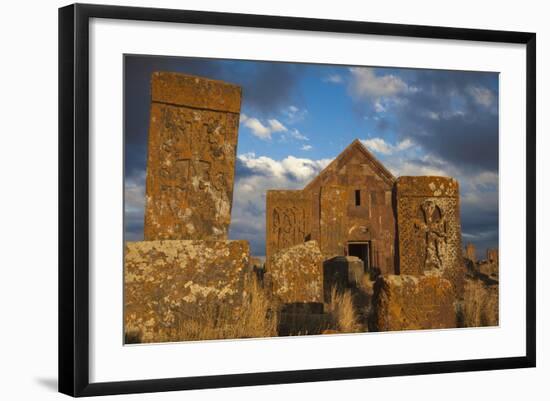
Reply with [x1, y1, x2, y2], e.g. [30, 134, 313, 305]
[369, 273, 456, 331]
[151, 71, 242, 113]
[144, 72, 242, 241]
[124, 239, 250, 343]
[266, 240, 324, 304]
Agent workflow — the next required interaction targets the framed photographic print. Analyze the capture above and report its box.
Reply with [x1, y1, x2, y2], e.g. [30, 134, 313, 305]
[58, 3, 536, 397]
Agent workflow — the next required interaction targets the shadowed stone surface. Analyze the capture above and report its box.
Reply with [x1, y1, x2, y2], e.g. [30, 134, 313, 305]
[369, 273, 456, 331]
[124, 240, 250, 343]
[266, 240, 324, 304]
[323, 256, 364, 302]
[396, 176, 464, 297]
[144, 72, 242, 241]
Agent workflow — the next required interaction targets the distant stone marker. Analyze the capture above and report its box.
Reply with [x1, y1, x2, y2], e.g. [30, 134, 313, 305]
[396, 176, 464, 296]
[267, 240, 324, 304]
[369, 274, 456, 331]
[465, 243, 477, 263]
[144, 72, 242, 241]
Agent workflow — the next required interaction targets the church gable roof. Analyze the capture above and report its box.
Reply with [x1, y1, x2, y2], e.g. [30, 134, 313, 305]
[303, 139, 396, 190]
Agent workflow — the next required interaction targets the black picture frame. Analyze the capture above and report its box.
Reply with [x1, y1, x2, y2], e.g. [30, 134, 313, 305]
[58, 3, 536, 397]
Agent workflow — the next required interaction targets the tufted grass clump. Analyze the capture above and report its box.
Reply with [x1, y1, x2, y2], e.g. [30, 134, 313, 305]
[326, 286, 361, 333]
[462, 276, 499, 327]
[170, 276, 278, 342]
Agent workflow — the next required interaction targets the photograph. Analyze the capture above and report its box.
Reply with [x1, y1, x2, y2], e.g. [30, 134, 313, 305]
[123, 55, 500, 344]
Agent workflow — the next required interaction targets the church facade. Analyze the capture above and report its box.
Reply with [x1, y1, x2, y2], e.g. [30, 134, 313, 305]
[266, 139, 398, 275]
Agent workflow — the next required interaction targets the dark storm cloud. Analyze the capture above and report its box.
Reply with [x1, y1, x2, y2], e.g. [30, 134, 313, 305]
[398, 70, 498, 172]
[124, 55, 223, 179]
[124, 55, 303, 179]
[237, 62, 302, 114]
[359, 68, 499, 173]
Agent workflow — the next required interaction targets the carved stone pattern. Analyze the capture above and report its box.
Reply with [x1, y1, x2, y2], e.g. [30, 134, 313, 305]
[398, 196, 461, 276]
[144, 103, 240, 241]
[412, 199, 448, 272]
[272, 206, 306, 251]
[265, 191, 311, 262]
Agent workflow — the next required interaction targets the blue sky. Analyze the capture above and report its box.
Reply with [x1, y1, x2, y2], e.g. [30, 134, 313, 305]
[124, 55, 499, 259]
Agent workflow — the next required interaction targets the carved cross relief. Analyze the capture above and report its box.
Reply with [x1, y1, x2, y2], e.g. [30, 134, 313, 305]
[413, 199, 448, 271]
[157, 108, 228, 210]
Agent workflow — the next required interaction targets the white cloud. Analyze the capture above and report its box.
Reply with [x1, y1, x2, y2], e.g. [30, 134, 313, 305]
[361, 137, 414, 155]
[361, 137, 393, 155]
[267, 119, 287, 132]
[469, 171, 498, 189]
[323, 74, 343, 84]
[395, 138, 414, 151]
[229, 154, 332, 255]
[467, 86, 495, 107]
[301, 144, 313, 151]
[374, 100, 387, 113]
[283, 105, 308, 123]
[240, 114, 287, 140]
[349, 67, 410, 99]
[290, 128, 309, 141]
[124, 171, 146, 241]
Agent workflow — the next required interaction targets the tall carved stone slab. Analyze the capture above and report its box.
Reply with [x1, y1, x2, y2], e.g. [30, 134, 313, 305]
[320, 186, 348, 258]
[144, 72, 242, 240]
[396, 176, 464, 296]
[265, 190, 311, 264]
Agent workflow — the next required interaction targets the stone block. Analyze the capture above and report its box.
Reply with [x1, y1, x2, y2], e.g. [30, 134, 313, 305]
[396, 176, 464, 297]
[267, 240, 324, 304]
[369, 273, 456, 331]
[144, 72, 242, 241]
[124, 239, 250, 343]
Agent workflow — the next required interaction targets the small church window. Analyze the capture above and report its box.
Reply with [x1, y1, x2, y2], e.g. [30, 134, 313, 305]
[355, 189, 361, 206]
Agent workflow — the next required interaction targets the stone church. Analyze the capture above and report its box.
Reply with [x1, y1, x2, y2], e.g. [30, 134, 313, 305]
[266, 139, 397, 275]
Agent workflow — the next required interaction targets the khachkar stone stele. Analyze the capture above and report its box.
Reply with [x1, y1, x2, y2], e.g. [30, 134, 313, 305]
[396, 176, 464, 296]
[144, 72, 242, 240]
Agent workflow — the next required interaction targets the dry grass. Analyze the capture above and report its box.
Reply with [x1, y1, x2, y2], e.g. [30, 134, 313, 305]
[158, 277, 278, 342]
[326, 287, 361, 333]
[462, 277, 499, 327]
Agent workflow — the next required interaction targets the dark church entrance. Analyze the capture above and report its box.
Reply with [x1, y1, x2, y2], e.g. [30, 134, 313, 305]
[348, 242, 371, 272]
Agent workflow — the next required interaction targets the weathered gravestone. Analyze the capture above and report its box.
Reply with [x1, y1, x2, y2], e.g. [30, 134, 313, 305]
[124, 240, 250, 343]
[396, 176, 465, 297]
[369, 274, 456, 331]
[266, 240, 324, 305]
[144, 72, 242, 241]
